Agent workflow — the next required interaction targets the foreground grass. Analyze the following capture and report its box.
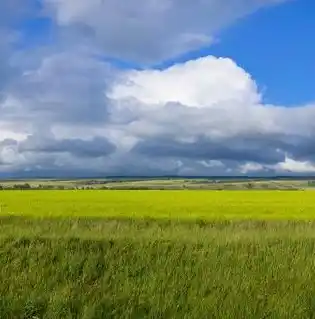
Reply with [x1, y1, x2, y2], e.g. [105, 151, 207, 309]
[2, 218, 315, 318]
[1, 190, 315, 219]
[3, 191, 315, 318]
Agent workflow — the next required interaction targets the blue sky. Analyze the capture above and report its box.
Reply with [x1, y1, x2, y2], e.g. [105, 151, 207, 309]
[158, 0, 315, 106]
[1, 0, 315, 177]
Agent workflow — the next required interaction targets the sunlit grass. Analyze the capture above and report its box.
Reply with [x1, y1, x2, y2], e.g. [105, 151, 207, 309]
[1, 190, 315, 220]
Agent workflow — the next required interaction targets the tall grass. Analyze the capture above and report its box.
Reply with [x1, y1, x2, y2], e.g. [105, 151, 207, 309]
[2, 218, 315, 318]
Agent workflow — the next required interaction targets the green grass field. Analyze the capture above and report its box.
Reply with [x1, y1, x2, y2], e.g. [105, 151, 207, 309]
[2, 190, 315, 318]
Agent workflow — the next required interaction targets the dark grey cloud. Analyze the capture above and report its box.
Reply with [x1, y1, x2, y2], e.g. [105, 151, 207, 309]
[19, 136, 116, 158]
[0, 133, 117, 177]
[132, 134, 287, 165]
[278, 136, 315, 161]
[0, 139, 18, 147]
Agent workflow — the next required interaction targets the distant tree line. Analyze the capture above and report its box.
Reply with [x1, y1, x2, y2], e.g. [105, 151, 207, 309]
[0, 182, 305, 191]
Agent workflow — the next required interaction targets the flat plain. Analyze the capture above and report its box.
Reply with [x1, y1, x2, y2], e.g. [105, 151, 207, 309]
[1, 190, 315, 220]
[2, 188, 315, 318]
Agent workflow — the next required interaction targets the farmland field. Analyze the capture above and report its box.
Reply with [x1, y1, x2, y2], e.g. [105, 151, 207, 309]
[2, 190, 315, 318]
[1, 190, 315, 220]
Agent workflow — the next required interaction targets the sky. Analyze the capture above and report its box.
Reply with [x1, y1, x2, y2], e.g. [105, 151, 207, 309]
[0, 0, 315, 177]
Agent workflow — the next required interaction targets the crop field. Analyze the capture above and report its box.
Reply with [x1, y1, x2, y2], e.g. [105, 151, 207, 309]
[1, 190, 315, 220]
[2, 190, 315, 318]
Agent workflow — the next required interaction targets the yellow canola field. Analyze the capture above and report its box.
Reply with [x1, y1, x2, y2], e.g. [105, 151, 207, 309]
[1, 190, 314, 220]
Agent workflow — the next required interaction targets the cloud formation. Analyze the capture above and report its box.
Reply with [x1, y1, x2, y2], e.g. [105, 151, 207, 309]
[2, 51, 315, 176]
[108, 56, 315, 174]
[2, 0, 315, 177]
[44, 0, 285, 63]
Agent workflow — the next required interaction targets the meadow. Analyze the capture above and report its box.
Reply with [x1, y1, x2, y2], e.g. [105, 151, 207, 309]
[2, 190, 315, 318]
